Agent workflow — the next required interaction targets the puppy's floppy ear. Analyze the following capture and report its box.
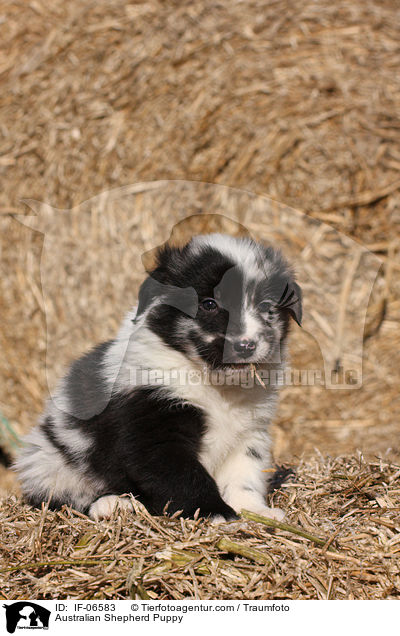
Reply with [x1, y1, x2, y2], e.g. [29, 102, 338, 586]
[262, 246, 302, 326]
[282, 281, 302, 326]
[133, 276, 198, 322]
[134, 276, 157, 321]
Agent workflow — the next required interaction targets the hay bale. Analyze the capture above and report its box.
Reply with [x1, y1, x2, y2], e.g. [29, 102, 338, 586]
[1, 454, 399, 600]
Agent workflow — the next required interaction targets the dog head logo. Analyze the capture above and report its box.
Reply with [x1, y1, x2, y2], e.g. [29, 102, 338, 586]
[3, 602, 50, 633]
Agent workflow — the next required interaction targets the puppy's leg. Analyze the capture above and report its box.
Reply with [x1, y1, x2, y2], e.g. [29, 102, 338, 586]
[128, 446, 238, 521]
[214, 431, 285, 521]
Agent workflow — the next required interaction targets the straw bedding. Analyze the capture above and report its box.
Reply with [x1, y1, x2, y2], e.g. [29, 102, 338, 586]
[1, 454, 400, 600]
[0, 0, 399, 599]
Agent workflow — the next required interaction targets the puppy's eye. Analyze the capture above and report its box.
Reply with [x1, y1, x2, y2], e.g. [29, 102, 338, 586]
[259, 301, 278, 320]
[200, 298, 218, 312]
[259, 301, 273, 313]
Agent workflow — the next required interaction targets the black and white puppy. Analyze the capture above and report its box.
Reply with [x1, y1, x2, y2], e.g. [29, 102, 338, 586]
[15, 234, 302, 522]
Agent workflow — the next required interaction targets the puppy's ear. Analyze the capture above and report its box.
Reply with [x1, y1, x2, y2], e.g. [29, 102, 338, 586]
[283, 281, 302, 326]
[134, 276, 158, 321]
[263, 247, 302, 326]
[134, 276, 198, 322]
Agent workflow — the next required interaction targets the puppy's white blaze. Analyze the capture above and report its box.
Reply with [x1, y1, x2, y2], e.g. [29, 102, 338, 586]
[240, 309, 264, 341]
[191, 234, 270, 282]
[14, 428, 104, 511]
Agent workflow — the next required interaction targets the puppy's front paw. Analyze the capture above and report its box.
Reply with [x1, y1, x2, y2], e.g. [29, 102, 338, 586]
[210, 502, 239, 524]
[89, 495, 133, 520]
[247, 505, 285, 521]
[254, 506, 285, 521]
[225, 489, 285, 522]
[210, 514, 226, 525]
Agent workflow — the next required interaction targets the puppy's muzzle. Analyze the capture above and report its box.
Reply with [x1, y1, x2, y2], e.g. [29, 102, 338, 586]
[233, 339, 257, 359]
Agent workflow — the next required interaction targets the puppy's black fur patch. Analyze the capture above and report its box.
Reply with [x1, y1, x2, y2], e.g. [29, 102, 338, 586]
[87, 387, 239, 519]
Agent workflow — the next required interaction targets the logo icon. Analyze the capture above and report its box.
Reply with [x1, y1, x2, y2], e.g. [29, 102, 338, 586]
[3, 602, 50, 633]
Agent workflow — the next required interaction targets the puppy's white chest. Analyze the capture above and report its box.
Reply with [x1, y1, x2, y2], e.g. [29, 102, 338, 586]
[198, 395, 257, 477]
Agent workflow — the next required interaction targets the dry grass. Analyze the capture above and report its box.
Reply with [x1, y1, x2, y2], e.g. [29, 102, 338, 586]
[0, 0, 400, 600]
[1, 454, 400, 600]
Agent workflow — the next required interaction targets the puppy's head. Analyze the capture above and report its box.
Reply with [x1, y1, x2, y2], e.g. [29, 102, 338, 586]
[135, 234, 302, 369]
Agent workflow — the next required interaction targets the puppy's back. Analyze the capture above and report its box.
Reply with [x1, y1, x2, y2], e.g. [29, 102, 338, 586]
[14, 341, 113, 512]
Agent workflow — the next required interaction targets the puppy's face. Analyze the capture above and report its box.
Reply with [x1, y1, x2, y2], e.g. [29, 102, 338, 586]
[136, 234, 302, 370]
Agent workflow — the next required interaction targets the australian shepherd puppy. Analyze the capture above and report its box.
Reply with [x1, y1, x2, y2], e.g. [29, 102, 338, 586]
[15, 234, 302, 522]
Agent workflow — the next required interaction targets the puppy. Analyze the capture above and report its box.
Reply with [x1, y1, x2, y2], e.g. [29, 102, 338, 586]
[15, 234, 302, 522]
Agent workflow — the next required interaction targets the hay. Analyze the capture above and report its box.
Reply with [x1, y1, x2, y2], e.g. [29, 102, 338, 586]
[1, 454, 399, 600]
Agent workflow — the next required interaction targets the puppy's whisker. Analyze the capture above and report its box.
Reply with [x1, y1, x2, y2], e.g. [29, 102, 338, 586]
[279, 298, 299, 310]
[277, 283, 289, 305]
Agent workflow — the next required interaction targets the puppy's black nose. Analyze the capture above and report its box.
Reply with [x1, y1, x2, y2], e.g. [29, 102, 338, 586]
[233, 339, 257, 358]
